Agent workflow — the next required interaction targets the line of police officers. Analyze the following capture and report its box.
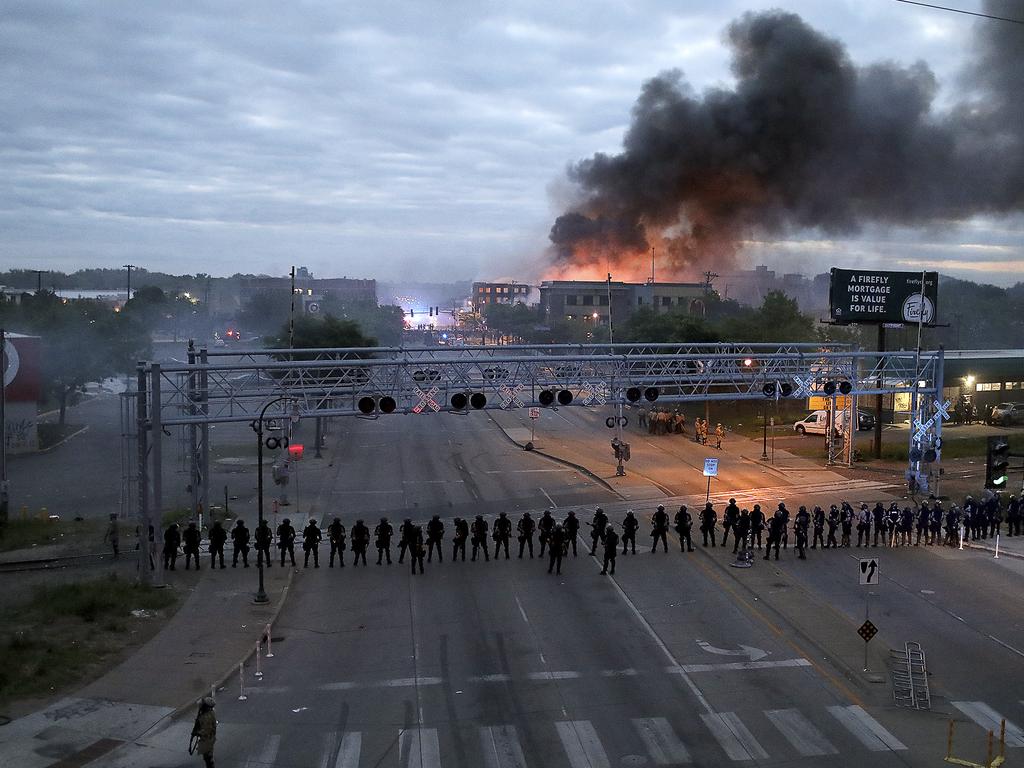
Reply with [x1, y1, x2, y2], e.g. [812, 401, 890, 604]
[157, 490, 1021, 573]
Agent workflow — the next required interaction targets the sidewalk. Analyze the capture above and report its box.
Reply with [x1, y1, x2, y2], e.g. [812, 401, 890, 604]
[963, 530, 1024, 561]
[0, 562, 292, 768]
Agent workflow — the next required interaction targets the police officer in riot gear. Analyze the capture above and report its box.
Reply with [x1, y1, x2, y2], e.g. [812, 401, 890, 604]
[209, 520, 228, 569]
[410, 524, 425, 575]
[601, 524, 619, 575]
[651, 505, 669, 553]
[856, 503, 871, 548]
[183, 522, 202, 570]
[517, 512, 536, 559]
[915, 501, 931, 545]
[302, 519, 322, 568]
[872, 502, 885, 546]
[493, 512, 512, 560]
[375, 517, 393, 565]
[548, 524, 566, 575]
[452, 517, 469, 561]
[163, 523, 181, 571]
[231, 520, 250, 568]
[538, 510, 555, 557]
[764, 508, 785, 560]
[253, 519, 272, 569]
[734, 509, 751, 554]
[722, 499, 739, 547]
[812, 506, 826, 550]
[826, 505, 840, 549]
[794, 506, 811, 560]
[426, 515, 445, 562]
[328, 517, 346, 567]
[398, 518, 414, 563]
[565, 511, 580, 556]
[675, 505, 694, 552]
[750, 504, 765, 549]
[621, 511, 639, 554]
[351, 519, 370, 566]
[1008, 495, 1021, 537]
[277, 517, 296, 566]
[700, 503, 717, 547]
[588, 508, 608, 555]
[471, 515, 489, 561]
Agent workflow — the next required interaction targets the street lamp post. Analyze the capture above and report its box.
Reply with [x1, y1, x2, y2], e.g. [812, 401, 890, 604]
[762, 402, 769, 461]
[251, 396, 293, 604]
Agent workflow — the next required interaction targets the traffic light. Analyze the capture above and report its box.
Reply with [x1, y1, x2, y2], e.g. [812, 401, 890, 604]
[986, 436, 1010, 488]
[612, 439, 621, 460]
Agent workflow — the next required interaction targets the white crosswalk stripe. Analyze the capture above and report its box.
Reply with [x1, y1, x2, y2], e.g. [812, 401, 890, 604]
[335, 732, 362, 768]
[953, 702, 1024, 747]
[827, 705, 906, 751]
[400, 728, 441, 768]
[480, 725, 528, 768]
[766, 709, 837, 756]
[244, 734, 281, 767]
[701, 712, 769, 761]
[556, 720, 611, 768]
[633, 717, 691, 765]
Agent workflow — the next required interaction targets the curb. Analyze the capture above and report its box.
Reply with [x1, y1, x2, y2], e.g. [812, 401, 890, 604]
[964, 541, 1024, 561]
[35, 424, 90, 455]
[487, 414, 624, 499]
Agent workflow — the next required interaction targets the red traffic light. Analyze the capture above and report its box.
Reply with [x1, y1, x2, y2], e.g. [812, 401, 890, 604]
[288, 444, 304, 461]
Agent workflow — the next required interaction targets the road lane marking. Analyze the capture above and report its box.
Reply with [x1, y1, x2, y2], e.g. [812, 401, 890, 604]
[514, 593, 530, 624]
[400, 727, 441, 768]
[827, 705, 907, 751]
[600, 668, 637, 677]
[481, 725, 528, 768]
[556, 720, 610, 768]
[468, 673, 512, 683]
[952, 702, 1024, 747]
[540, 487, 558, 508]
[319, 732, 337, 768]
[669, 658, 812, 673]
[765, 709, 837, 756]
[244, 734, 280, 768]
[987, 634, 1024, 659]
[701, 712, 769, 761]
[486, 469, 569, 473]
[335, 733, 361, 768]
[527, 670, 580, 680]
[633, 717, 692, 765]
[381, 676, 444, 688]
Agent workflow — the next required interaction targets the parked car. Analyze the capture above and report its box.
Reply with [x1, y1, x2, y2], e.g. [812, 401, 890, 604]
[989, 402, 1024, 427]
[793, 409, 874, 435]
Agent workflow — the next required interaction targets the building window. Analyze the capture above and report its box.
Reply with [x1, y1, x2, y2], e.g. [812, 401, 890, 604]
[582, 295, 594, 306]
[661, 296, 671, 306]
[599, 295, 608, 306]
[978, 383, 999, 392]
[1005, 382, 1020, 390]
[638, 297, 644, 305]
[566, 295, 577, 306]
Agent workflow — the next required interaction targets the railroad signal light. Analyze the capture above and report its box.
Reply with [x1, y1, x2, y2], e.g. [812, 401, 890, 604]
[538, 390, 555, 407]
[762, 382, 776, 398]
[557, 389, 574, 406]
[379, 396, 397, 414]
[288, 444, 304, 461]
[470, 392, 487, 409]
[451, 392, 468, 410]
[779, 382, 793, 398]
[357, 396, 376, 415]
[626, 387, 642, 403]
[986, 436, 1011, 488]
[644, 387, 659, 402]
[823, 381, 837, 396]
[839, 381, 853, 395]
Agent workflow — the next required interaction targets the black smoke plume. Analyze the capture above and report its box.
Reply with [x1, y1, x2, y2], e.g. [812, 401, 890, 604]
[550, 2, 1024, 276]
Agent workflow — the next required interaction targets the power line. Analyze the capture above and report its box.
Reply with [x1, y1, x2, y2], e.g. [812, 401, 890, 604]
[894, 0, 1024, 25]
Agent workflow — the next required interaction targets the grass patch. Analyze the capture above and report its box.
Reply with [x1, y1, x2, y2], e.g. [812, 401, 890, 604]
[0, 575, 177, 705]
[0, 517, 102, 554]
[37, 422, 84, 450]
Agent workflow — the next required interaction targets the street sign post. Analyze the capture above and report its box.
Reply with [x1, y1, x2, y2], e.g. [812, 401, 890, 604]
[703, 457, 718, 503]
[859, 557, 879, 672]
[529, 407, 539, 443]
[529, 407, 540, 419]
[858, 620, 878, 643]
[859, 558, 879, 585]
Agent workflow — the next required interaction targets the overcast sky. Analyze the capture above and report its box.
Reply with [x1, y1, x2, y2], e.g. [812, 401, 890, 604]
[1, 0, 1021, 285]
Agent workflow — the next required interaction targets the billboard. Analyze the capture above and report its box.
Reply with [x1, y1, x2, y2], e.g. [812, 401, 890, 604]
[2, 333, 40, 402]
[829, 269, 938, 326]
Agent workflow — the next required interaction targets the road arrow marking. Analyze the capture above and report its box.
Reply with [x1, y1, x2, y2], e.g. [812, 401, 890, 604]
[695, 640, 769, 662]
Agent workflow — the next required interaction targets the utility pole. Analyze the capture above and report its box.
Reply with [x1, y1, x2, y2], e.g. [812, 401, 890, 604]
[34, 271, 43, 293]
[607, 273, 625, 476]
[289, 266, 296, 351]
[123, 264, 136, 305]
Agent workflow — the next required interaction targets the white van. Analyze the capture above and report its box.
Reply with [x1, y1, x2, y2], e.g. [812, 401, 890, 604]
[793, 410, 874, 435]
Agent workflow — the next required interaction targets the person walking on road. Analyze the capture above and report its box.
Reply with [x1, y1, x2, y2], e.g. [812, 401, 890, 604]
[548, 524, 566, 575]
[277, 518, 296, 567]
[600, 524, 619, 575]
[471, 515, 490, 562]
[410, 524, 425, 575]
[517, 512, 535, 559]
[209, 520, 227, 569]
[302, 519, 322, 568]
[700, 503, 717, 547]
[538, 510, 555, 558]
[426, 515, 445, 563]
[493, 512, 513, 560]
[231, 520, 250, 568]
[588, 508, 608, 556]
[794, 506, 810, 560]
[328, 517, 346, 567]
[721, 499, 739, 547]
[183, 522, 202, 570]
[675, 505, 694, 552]
[375, 517, 393, 565]
[651, 505, 669, 553]
[397, 518, 413, 564]
[163, 523, 181, 571]
[189, 696, 217, 768]
[351, 520, 370, 566]
[104, 514, 120, 560]
[253, 520, 272, 569]
[621, 510, 639, 554]
[565, 511, 580, 556]
[452, 517, 469, 561]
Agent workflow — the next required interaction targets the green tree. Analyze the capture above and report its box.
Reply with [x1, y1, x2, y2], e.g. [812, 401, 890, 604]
[267, 314, 377, 355]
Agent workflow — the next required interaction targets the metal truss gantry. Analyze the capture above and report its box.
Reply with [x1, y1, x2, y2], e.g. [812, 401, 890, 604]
[131, 342, 946, 584]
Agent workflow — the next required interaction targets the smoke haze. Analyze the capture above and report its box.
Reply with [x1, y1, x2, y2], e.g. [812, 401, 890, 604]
[550, 1, 1024, 279]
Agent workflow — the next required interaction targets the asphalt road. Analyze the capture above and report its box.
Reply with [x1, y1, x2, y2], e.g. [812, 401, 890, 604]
[101, 408, 1024, 768]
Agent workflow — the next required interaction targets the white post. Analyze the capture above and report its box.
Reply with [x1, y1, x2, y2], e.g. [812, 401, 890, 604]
[994, 534, 1000, 559]
[238, 662, 247, 701]
[265, 623, 274, 658]
[255, 641, 263, 678]
[959, 524, 965, 551]
[210, 684, 216, 702]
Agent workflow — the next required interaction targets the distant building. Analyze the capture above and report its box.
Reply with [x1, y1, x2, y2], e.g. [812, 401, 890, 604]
[226, 269, 377, 314]
[538, 280, 707, 325]
[472, 282, 532, 311]
[720, 265, 828, 314]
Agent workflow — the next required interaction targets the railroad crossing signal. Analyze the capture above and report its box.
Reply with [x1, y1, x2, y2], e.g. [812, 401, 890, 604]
[858, 620, 878, 643]
[859, 558, 879, 585]
[498, 384, 525, 409]
[413, 386, 441, 414]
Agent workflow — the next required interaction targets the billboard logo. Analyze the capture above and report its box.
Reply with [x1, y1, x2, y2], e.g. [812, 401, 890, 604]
[2, 338, 19, 388]
[902, 294, 934, 324]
